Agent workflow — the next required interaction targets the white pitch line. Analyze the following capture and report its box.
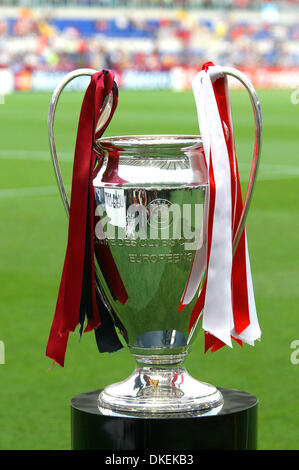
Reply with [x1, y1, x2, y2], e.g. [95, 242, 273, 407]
[0, 185, 70, 199]
[1, 165, 299, 200]
[239, 166, 299, 182]
[0, 149, 73, 161]
[0, 153, 299, 200]
[1, 149, 298, 172]
[1, 148, 299, 178]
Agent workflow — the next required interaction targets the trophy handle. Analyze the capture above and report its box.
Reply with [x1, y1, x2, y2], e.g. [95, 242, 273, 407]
[48, 68, 98, 215]
[220, 67, 262, 254]
[48, 68, 114, 312]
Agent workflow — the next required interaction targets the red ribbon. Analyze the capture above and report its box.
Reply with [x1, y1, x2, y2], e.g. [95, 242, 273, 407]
[46, 70, 118, 367]
[187, 62, 251, 353]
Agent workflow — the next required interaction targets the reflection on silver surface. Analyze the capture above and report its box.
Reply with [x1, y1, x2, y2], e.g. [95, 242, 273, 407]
[98, 406, 224, 419]
[98, 367, 224, 417]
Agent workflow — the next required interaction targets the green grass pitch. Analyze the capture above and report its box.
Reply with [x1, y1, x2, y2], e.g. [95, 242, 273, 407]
[0, 87, 299, 449]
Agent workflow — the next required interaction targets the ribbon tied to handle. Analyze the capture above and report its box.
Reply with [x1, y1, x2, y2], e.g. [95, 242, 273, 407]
[180, 62, 261, 353]
[46, 70, 124, 367]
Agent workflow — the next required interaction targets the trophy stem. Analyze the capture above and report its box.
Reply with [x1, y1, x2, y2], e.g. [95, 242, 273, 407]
[133, 352, 188, 367]
[98, 352, 224, 417]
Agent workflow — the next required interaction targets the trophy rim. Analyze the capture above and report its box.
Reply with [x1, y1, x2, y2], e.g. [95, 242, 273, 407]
[95, 134, 202, 148]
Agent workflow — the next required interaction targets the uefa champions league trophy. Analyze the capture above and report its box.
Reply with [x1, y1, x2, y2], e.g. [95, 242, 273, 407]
[48, 66, 262, 417]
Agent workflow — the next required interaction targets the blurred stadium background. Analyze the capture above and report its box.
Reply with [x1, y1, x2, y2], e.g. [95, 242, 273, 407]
[0, 0, 299, 93]
[0, 0, 299, 451]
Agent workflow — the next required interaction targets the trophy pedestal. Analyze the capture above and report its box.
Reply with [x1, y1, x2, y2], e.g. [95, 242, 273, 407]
[98, 366, 224, 416]
[71, 387, 258, 450]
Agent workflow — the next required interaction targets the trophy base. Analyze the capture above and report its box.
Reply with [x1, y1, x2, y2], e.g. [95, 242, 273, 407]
[98, 365, 224, 418]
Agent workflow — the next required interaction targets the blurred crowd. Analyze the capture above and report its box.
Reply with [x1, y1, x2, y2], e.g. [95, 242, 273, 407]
[1, 0, 298, 8]
[0, 5, 298, 74]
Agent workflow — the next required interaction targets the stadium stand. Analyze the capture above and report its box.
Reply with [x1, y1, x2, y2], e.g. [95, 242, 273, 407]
[0, 1, 298, 91]
[0, 1, 298, 8]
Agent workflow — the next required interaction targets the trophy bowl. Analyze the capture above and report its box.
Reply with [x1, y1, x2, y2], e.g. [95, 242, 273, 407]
[92, 134, 224, 417]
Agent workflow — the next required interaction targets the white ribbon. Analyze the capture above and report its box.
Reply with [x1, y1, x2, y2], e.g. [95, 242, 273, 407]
[179, 188, 208, 308]
[230, 234, 261, 345]
[190, 67, 261, 347]
[193, 70, 233, 347]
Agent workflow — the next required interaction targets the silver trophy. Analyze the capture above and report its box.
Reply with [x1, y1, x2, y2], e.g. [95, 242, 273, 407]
[48, 67, 262, 417]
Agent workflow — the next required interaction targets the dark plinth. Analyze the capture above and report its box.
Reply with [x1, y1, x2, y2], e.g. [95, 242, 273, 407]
[71, 387, 258, 450]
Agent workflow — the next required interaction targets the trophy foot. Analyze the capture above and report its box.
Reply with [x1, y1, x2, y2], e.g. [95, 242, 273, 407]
[98, 365, 224, 418]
